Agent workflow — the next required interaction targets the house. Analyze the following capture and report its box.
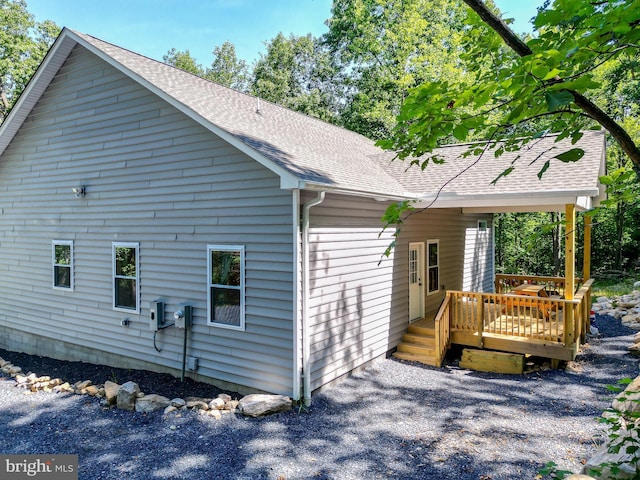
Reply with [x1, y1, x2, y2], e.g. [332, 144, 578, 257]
[0, 29, 606, 403]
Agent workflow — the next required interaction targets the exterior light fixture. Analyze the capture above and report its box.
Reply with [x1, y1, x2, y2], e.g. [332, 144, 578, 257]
[72, 186, 85, 198]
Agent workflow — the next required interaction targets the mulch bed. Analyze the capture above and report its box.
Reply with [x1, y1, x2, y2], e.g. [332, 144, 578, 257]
[0, 347, 234, 400]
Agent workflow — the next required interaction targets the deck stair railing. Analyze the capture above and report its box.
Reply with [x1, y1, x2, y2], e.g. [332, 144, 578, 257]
[433, 293, 451, 367]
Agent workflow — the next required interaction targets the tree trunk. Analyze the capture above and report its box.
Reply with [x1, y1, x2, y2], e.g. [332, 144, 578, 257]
[461, 0, 640, 173]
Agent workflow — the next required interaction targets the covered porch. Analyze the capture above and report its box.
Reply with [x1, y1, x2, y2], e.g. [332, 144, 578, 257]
[394, 204, 595, 370]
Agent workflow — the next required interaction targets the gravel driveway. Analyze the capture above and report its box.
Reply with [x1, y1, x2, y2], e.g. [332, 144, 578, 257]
[0, 315, 637, 480]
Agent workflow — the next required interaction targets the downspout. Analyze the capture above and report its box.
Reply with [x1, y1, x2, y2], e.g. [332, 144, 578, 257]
[291, 189, 301, 402]
[301, 191, 325, 406]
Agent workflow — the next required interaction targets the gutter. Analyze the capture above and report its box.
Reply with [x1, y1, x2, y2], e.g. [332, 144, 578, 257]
[301, 191, 325, 406]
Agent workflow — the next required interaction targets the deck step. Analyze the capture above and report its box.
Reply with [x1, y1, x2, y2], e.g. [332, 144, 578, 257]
[396, 342, 435, 356]
[392, 351, 439, 366]
[402, 333, 435, 346]
[407, 324, 435, 336]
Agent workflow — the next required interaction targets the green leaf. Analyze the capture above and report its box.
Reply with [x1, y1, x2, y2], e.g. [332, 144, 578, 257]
[553, 148, 585, 162]
[453, 124, 468, 141]
[537, 160, 551, 179]
[542, 68, 561, 81]
[545, 90, 575, 110]
[491, 167, 514, 185]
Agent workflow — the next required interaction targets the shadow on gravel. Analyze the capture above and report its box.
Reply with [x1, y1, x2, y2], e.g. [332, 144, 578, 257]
[0, 315, 637, 479]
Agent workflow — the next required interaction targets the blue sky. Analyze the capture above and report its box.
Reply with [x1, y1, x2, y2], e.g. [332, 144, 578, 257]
[27, 0, 543, 66]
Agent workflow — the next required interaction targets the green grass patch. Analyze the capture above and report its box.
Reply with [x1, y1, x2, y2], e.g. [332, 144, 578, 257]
[592, 276, 638, 299]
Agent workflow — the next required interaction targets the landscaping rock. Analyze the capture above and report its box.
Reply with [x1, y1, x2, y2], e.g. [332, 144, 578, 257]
[208, 398, 225, 410]
[135, 394, 171, 413]
[186, 400, 209, 411]
[104, 381, 120, 406]
[217, 393, 232, 403]
[164, 405, 178, 415]
[584, 442, 639, 479]
[116, 381, 140, 411]
[612, 376, 640, 414]
[170, 398, 186, 408]
[238, 394, 292, 417]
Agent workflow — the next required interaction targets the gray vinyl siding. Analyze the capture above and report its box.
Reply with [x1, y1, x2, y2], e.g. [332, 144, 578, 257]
[398, 208, 494, 315]
[0, 45, 295, 396]
[462, 218, 495, 292]
[305, 194, 493, 391]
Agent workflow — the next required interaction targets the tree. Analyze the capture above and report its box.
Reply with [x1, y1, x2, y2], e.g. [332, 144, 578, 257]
[324, 0, 469, 140]
[380, 0, 640, 176]
[162, 48, 205, 76]
[251, 32, 342, 122]
[0, 0, 60, 122]
[208, 41, 249, 92]
[163, 42, 249, 92]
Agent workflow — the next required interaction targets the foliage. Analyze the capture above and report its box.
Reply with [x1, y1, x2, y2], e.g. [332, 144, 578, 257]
[380, 0, 640, 170]
[163, 48, 205, 76]
[208, 41, 249, 92]
[0, 0, 60, 122]
[163, 42, 249, 92]
[251, 32, 342, 122]
[324, 0, 469, 140]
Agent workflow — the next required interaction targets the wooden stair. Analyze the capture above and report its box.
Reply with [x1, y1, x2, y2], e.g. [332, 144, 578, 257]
[393, 317, 439, 366]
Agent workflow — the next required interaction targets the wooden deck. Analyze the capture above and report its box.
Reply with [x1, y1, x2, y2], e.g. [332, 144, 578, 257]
[394, 276, 593, 369]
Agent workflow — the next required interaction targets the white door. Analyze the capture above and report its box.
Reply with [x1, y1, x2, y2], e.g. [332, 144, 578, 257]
[409, 242, 425, 322]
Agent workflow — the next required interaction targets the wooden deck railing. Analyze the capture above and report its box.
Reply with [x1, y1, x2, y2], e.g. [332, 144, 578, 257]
[495, 274, 584, 298]
[428, 276, 593, 363]
[433, 293, 451, 367]
[447, 289, 590, 347]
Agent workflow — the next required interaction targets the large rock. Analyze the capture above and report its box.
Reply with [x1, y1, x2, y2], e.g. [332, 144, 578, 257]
[238, 394, 292, 417]
[612, 376, 640, 414]
[104, 381, 120, 406]
[135, 394, 171, 413]
[567, 475, 596, 480]
[584, 442, 639, 479]
[117, 381, 140, 411]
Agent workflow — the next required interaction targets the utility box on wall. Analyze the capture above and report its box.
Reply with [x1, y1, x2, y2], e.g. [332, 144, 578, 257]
[174, 305, 192, 329]
[150, 301, 164, 331]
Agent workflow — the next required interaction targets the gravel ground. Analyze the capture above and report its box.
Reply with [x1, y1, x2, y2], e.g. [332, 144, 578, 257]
[0, 314, 638, 480]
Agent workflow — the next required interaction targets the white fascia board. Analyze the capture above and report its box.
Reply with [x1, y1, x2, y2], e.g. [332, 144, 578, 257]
[302, 182, 409, 202]
[0, 32, 76, 156]
[416, 190, 600, 211]
[64, 31, 302, 191]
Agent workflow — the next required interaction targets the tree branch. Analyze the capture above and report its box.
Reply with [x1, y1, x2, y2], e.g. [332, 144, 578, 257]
[461, 0, 640, 172]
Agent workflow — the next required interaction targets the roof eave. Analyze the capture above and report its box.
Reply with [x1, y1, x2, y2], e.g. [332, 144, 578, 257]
[414, 189, 602, 213]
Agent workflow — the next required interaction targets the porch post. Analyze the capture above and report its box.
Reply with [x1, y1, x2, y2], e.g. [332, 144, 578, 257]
[583, 214, 592, 280]
[565, 204, 576, 348]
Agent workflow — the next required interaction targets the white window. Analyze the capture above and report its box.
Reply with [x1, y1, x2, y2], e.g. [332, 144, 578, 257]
[207, 245, 245, 330]
[52, 240, 74, 290]
[427, 240, 439, 295]
[113, 242, 140, 313]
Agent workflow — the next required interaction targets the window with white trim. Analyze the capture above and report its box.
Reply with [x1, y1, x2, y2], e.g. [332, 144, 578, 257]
[427, 240, 439, 294]
[207, 245, 245, 330]
[52, 240, 73, 290]
[113, 242, 139, 313]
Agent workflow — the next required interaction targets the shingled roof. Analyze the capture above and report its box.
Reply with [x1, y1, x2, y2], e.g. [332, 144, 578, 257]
[0, 28, 606, 211]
